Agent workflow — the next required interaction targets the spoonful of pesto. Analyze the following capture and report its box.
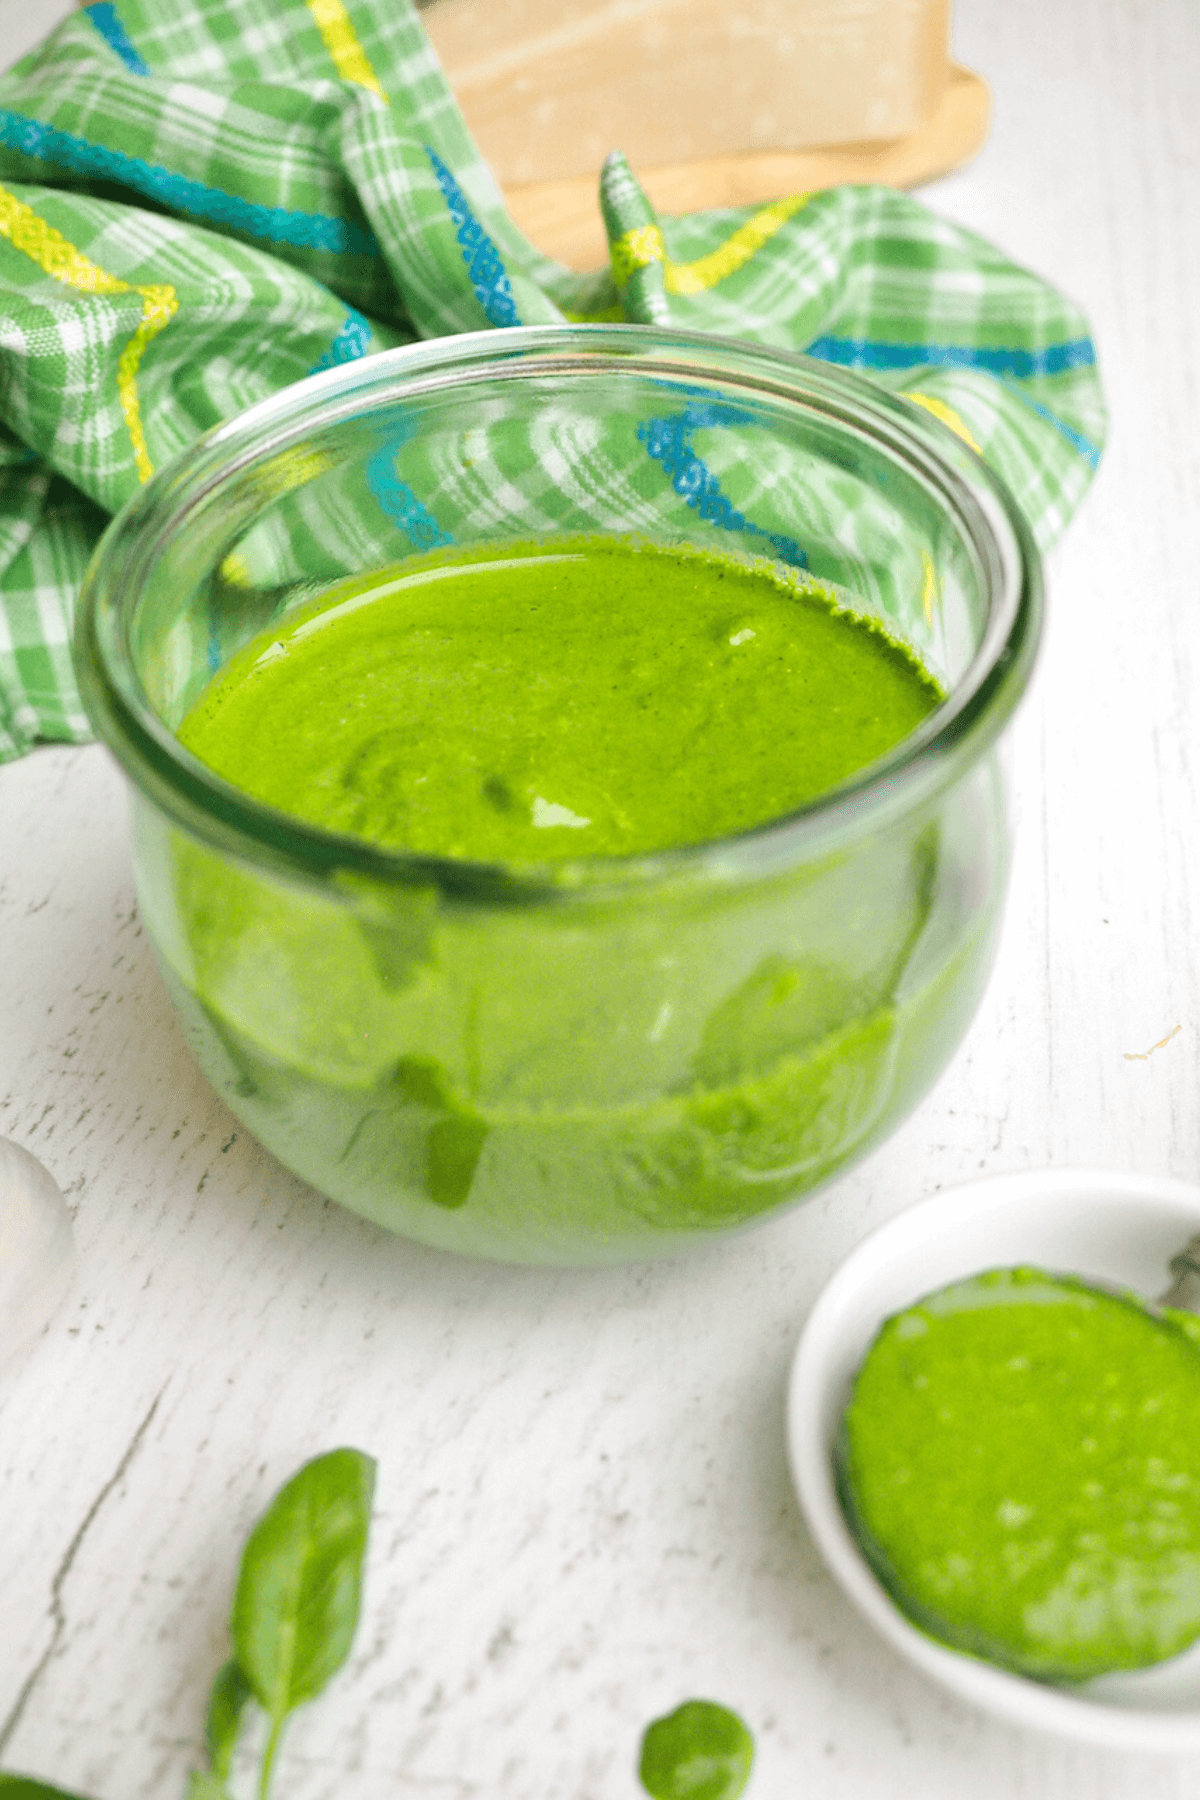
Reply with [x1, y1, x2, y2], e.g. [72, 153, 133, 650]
[837, 1240, 1200, 1682]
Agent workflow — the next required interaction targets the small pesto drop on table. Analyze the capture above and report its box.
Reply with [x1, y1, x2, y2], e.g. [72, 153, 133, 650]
[638, 1698, 755, 1800]
[179, 538, 942, 864]
[838, 1266, 1200, 1680]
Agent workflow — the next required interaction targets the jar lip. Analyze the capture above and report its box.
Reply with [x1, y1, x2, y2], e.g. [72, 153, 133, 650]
[76, 323, 1043, 902]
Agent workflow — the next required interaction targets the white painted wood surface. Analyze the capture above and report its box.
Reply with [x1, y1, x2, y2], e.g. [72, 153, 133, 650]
[2, 0, 1199, 1794]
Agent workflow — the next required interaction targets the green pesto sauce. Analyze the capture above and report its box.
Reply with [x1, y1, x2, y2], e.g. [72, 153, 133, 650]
[838, 1267, 1200, 1680]
[179, 539, 942, 862]
[638, 1700, 756, 1800]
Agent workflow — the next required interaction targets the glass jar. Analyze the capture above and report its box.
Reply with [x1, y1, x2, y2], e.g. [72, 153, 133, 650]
[76, 325, 1041, 1264]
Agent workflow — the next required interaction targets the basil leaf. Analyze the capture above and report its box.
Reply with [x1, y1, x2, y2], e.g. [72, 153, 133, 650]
[204, 1659, 254, 1781]
[638, 1700, 756, 1800]
[231, 1448, 375, 1721]
[0, 1780, 97, 1799]
[184, 1775, 229, 1800]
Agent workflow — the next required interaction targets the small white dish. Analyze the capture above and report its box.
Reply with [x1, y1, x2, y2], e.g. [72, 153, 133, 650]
[787, 1166, 1200, 1752]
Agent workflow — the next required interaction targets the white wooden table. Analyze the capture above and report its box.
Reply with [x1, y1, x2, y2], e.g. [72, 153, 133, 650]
[2, 1, 1199, 1795]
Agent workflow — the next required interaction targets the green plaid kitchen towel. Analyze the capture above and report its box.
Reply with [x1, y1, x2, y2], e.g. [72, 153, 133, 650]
[0, 0, 1105, 761]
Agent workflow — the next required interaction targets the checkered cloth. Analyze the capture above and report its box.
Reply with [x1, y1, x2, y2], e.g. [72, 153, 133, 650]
[0, 0, 1105, 761]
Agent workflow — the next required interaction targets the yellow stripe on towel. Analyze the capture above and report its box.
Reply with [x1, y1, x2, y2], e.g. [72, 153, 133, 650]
[611, 193, 813, 297]
[0, 184, 177, 483]
[306, 0, 386, 97]
[610, 221, 666, 289]
[907, 390, 982, 455]
[665, 193, 812, 294]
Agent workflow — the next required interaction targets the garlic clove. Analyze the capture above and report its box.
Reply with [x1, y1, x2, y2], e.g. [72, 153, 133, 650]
[0, 1136, 76, 1366]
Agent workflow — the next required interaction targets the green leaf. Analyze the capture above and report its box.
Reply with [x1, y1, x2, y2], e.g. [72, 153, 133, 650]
[0, 1779, 98, 1799]
[185, 1774, 230, 1800]
[205, 1659, 254, 1781]
[231, 1448, 376, 1723]
[638, 1700, 756, 1800]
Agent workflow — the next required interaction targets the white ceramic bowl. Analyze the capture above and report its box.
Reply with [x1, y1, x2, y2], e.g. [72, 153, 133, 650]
[787, 1166, 1200, 1752]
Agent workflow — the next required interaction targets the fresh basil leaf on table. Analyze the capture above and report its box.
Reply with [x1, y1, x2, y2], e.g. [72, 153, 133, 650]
[0, 1780, 97, 1798]
[203, 1659, 254, 1783]
[185, 1775, 231, 1800]
[232, 1447, 375, 1713]
[639, 1698, 756, 1800]
[226, 1447, 376, 1796]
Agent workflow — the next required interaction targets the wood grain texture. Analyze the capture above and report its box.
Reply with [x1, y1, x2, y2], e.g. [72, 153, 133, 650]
[2, 0, 1200, 1795]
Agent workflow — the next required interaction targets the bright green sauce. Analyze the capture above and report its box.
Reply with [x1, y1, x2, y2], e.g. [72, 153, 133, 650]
[179, 539, 941, 862]
[839, 1268, 1200, 1679]
[156, 537, 994, 1260]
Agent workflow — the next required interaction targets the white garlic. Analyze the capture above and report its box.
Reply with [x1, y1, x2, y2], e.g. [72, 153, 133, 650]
[0, 1136, 75, 1365]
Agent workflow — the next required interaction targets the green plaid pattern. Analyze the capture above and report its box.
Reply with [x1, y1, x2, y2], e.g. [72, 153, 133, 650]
[0, 0, 1105, 759]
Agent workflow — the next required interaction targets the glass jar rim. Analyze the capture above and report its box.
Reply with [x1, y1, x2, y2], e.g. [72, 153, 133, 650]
[75, 323, 1043, 904]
